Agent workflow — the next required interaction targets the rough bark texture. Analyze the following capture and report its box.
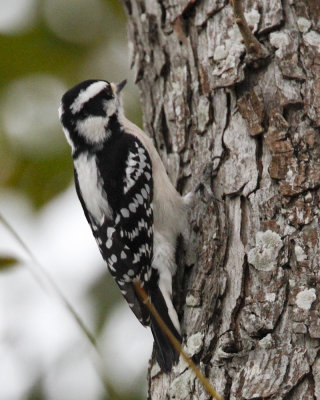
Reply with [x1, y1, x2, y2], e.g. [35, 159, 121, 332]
[122, 1, 320, 399]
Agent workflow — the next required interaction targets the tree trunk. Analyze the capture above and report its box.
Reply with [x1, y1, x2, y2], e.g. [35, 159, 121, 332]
[122, 1, 320, 398]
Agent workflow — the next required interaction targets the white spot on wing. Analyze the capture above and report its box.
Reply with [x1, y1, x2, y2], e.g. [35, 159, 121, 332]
[133, 253, 140, 264]
[141, 188, 148, 199]
[121, 208, 130, 218]
[108, 262, 116, 272]
[107, 227, 115, 238]
[136, 194, 143, 205]
[133, 228, 139, 238]
[133, 198, 139, 207]
[123, 146, 151, 194]
[138, 218, 147, 230]
[121, 251, 127, 259]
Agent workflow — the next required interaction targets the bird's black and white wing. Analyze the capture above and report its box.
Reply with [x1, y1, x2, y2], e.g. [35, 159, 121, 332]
[81, 135, 154, 325]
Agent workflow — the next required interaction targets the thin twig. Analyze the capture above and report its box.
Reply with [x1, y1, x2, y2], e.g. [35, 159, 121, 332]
[0, 213, 122, 400]
[0, 213, 97, 348]
[232, 0, 268, 62]
[134, 281, 224, 400]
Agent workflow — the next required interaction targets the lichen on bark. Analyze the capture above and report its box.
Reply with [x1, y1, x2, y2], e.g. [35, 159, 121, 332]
[122, 0, 320, 398]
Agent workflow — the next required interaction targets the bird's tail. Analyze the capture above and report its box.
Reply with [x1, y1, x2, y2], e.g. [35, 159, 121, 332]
[150, 286, 181, 373]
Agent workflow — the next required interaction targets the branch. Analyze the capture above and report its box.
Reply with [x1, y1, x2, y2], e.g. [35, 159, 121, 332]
[134, 281, 224, 400]
[232, 0, 269, 63]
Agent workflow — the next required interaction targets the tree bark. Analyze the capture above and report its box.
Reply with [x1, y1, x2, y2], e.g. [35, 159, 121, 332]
[122, 1, 320, 398]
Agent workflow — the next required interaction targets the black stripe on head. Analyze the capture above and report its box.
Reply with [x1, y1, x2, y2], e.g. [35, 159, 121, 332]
[63, 80, 110, 108]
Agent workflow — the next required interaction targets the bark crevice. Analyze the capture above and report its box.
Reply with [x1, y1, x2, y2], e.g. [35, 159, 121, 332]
[123, 0, 320, 398]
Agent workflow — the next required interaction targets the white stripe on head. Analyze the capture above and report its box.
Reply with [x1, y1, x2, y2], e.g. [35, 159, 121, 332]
[70, 81, 108, 114]
[103, 97, 117, 117]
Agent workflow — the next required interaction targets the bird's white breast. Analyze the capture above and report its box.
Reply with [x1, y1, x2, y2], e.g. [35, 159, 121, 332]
[74, 152, 112, 225]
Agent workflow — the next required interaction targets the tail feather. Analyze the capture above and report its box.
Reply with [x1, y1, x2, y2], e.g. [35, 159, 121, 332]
[150, 287, 181, 372]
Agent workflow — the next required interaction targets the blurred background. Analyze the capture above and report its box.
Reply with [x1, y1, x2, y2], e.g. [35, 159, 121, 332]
[0, 1, 153, 399]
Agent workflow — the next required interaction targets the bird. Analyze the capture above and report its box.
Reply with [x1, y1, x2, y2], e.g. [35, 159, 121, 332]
[58, 79, 190, 372]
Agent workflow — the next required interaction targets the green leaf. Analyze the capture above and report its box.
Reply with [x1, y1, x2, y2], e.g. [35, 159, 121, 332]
[1, 145, 73, 209]
[0, 255, 19, 270]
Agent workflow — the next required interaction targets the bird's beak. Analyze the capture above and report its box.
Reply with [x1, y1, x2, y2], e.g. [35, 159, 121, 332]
[116, 79, 127, 94]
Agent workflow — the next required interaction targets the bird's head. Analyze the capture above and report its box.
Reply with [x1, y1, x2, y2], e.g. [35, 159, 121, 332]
[59, 79, 127, 153]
